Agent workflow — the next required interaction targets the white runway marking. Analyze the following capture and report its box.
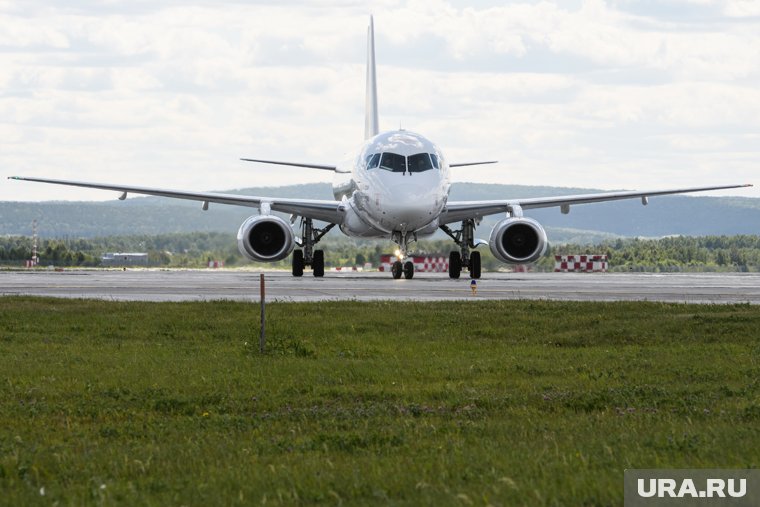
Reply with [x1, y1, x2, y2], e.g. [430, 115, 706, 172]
[1, 270, 758, 304]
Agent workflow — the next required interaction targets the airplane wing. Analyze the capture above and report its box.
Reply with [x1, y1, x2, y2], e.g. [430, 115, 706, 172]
[8, 176, 344, 224]
[440, 183, 753, 224]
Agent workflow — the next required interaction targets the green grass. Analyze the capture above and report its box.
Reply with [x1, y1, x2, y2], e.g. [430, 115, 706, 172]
[1, 298, 759, 506]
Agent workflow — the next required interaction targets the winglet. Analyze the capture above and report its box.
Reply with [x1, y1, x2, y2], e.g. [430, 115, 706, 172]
[364, 15, 379, 140]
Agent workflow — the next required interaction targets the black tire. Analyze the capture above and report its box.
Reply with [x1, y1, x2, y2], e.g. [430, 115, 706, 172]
[469, 251, 481, 279]
[449, 251, 461, 279]
[313, 250, 324, 278]
[403, 261, 414, 279]
[292, 250, 304, 277]
[391, 260, 403, 279]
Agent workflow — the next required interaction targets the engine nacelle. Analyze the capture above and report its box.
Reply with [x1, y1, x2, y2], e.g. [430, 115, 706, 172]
[489, 217, 548, 264]
[237, 215, 295, 262]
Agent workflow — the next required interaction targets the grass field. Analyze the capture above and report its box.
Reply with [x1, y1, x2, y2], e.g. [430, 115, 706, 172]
[1, 298, 759, 506]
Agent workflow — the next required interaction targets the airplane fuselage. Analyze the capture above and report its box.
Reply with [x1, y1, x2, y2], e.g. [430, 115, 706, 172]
[333, 130, 450, 240]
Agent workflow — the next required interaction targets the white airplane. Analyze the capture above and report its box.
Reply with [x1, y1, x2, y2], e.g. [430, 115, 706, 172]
[10, 17, 753, 280]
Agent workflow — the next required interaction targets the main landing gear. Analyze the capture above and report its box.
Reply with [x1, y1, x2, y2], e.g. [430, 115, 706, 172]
[292, 218, 334, 278]
[441, 219, 482, 280]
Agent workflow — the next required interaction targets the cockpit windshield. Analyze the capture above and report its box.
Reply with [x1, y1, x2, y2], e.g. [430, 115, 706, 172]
[367, 152, 439, 173]
[379, 152, 406, 173]
[407, 153, 433, 173]
[366, 153, 380, 169]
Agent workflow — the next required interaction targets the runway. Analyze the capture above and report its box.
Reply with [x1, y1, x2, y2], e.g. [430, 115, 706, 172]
[1, 269, 758, 304]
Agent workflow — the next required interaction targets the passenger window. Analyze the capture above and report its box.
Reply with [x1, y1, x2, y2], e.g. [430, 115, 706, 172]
[367, 153, 380, 169]
[430, 153, 439, 169]
[379, 152, 406, 173]
[408, 153, 433, 173]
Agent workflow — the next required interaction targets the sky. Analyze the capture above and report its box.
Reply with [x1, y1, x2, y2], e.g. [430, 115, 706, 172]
[1, 0, 759, 202]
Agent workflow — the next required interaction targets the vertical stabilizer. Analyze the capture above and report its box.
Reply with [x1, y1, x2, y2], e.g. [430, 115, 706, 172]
[364, 15, 379, 140]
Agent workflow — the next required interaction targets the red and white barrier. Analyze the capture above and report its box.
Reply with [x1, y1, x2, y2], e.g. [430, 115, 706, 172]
[378, 255, 449, 273]
[554, 255, 608, 272]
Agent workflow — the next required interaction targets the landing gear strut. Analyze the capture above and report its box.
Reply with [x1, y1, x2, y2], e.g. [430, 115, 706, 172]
[293, 217, 334, 278]
[441, 219, 482, 279]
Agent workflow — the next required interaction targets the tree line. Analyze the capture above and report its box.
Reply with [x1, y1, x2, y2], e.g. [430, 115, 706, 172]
[1, 233, 758, 272]
[537, 235, 760, 272]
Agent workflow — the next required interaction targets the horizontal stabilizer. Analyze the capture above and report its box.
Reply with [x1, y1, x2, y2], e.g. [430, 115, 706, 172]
[450, 161, 498, 168]
[240, 158, 337, 171]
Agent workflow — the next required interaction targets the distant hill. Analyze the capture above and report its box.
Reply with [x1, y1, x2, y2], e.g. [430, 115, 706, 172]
[2, 182, 758, 242]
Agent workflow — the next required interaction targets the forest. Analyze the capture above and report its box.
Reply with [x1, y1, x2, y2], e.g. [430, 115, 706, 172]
[1, 233, 759, 272]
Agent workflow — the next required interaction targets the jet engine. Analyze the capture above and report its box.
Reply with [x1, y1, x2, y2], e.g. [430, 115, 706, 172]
[237, 215, 295, 262]
[489, 217, 548, 264]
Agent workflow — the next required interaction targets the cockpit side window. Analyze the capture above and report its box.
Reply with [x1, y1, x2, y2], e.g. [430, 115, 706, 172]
[379, 152, 406, 173]
[367, 153, 381, 169]
[429, 153, 439, 169]
[407, 153, 434, 173]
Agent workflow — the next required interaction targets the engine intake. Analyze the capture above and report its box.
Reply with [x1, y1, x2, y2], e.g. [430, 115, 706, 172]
[489, 217, 548, 264]
[237, 215, 295, 262]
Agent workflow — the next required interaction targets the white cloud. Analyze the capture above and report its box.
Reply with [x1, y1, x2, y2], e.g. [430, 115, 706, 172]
[0, 0, 758, 205]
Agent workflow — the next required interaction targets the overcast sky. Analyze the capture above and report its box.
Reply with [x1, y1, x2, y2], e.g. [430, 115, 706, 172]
[1, 0, 759, 202]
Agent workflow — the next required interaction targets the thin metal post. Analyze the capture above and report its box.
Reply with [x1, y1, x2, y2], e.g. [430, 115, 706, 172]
[259, 273, 266, 353]
[32, 220, 38, 266]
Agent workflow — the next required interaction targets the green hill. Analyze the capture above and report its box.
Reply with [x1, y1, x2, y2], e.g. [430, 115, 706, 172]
[2, 182, 758, 241]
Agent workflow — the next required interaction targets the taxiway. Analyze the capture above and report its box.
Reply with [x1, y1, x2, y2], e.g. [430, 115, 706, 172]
[1, 270, 758, 304]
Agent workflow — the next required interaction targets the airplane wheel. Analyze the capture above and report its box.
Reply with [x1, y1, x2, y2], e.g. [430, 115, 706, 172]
[391, 260, 403, 279]
[403, 261, 414, 279]
[292, 250, 304, 277]
[449, 251, 461, 279]
[313, 250, 325, 277]
[469, 251, 481, 279]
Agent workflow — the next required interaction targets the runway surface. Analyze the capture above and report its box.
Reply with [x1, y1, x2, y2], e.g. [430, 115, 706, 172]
[1, 269, 758, 304]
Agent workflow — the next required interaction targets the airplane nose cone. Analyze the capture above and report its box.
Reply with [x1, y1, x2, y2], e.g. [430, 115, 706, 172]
[385, 185, 438, 226]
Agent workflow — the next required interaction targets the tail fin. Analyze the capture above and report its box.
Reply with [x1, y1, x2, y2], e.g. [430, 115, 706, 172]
[364, 15, 379, 140]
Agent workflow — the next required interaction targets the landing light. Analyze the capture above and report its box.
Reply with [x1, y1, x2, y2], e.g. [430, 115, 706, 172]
[394, 249, 403, 259]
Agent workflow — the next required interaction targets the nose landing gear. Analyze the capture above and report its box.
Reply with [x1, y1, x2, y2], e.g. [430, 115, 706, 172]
[391, 260, 415, 279]
[389, 230, 417, 279]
